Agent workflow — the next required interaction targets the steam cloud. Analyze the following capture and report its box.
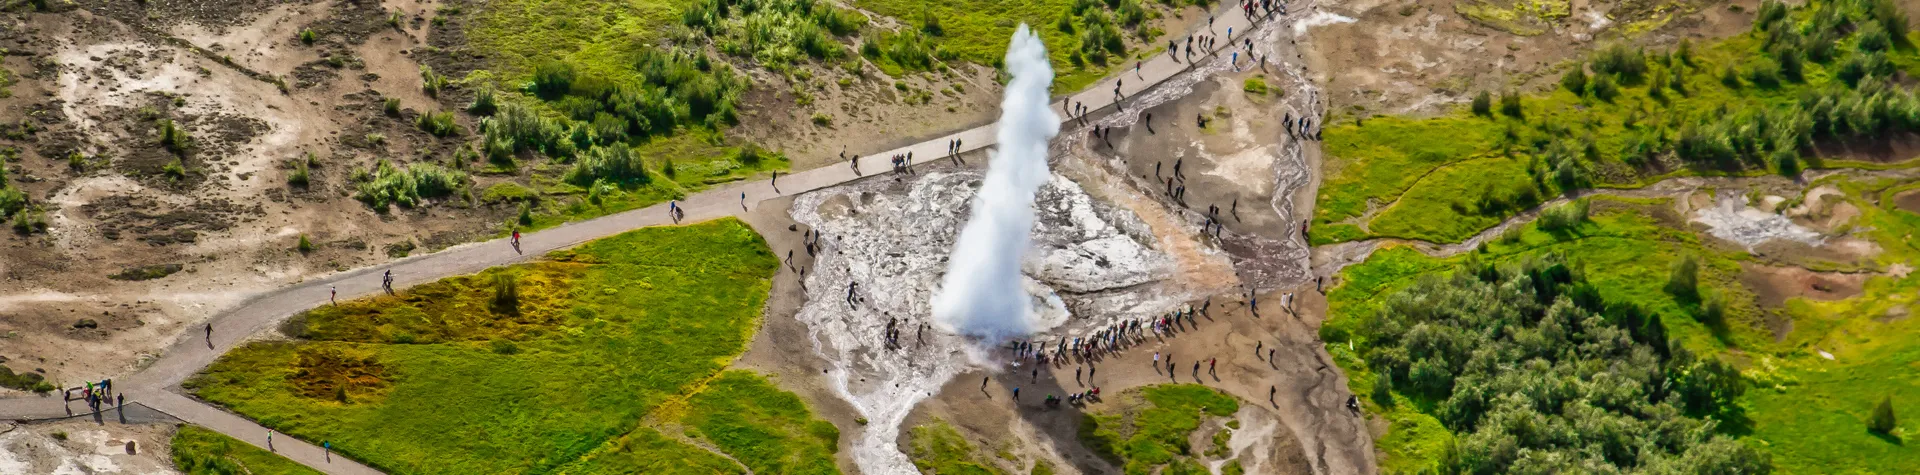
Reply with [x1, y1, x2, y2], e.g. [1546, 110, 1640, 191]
[931, 25, 1061, 340]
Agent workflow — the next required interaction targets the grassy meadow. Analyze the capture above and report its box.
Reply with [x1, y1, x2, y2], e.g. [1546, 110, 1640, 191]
[187, 220, 841, 474]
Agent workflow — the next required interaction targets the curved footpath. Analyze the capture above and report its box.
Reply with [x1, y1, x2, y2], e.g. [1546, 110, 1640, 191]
[0, 4, 1281, 474]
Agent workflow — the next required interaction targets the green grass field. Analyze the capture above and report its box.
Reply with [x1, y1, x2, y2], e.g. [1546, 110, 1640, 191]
[188, 220, 841, 474]
[171, 425, 324, 475]
[1078, 384, 1239, 475]
[1314, 5, 1920, 245]
[1738, 175, 1920, 473]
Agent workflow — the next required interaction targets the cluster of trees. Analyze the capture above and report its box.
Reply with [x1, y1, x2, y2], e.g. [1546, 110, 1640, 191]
[482, 49, 745, 168]
[681, 0, 867, 70]
[1470, 0, 1919, 196]
[1349, 255, 1768, 474]
[862, 28, 953, 73]
[1061, 0, 1154, 67]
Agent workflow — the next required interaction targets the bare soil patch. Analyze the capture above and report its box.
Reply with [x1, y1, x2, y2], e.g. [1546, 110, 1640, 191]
[1737, 262, 1868, 309]
[1890, 188, 1920, 216]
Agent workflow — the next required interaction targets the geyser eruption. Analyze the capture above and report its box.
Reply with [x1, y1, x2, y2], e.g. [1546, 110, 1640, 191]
[932, 25, 1061, 340]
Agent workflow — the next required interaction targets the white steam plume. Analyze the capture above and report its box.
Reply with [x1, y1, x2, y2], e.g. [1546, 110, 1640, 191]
[931, 25, 1060, 341]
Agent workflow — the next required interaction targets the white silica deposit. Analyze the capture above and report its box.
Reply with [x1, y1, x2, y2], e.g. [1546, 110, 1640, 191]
[791, 169, 1176, 474]
[1691, 196, 1825, 249]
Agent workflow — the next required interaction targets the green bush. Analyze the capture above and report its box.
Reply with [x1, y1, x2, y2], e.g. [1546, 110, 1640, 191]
[1560, 65, 1588, 94]
[299, 28, 317, 45]
[353, 160, 468, 211]
[297, 234, 315, 254]
[1242, 76, 1269, 95]
[1746, 60, 1782, 88]
[10, 206, 46, 234]
[420, 65, 448, 98]
[682, 0, 863, 69]
[288, 158, 311, 187]
[163, 158, 187, 180]
[532, 61, 575, 99]
[1537, 198, 1589, 232]
[1498, 91, 1522, 118]
[1591, 73, 1619, 101]
[158, 119, 190, 155]
[0, 186, 25, 219]
[469, 87, 498, 116]
[491, 272, 519, 314]
[1079, 10, 1125, 65]
[1667, 255, 1701, 302]
[1471, 91, 1492, 116]
[566, 144, 651, 186]
[417, 111, 459, 137]
[869, 29, 943, 73]
[1590, 43, 1648, 82]
[384, 97, 402, 117]
[1870, 395, 1897, 434]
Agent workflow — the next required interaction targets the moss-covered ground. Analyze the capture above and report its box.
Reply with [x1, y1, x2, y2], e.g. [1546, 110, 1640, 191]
[1078, 384, 1239, 475]
[187, 220, 840, 474]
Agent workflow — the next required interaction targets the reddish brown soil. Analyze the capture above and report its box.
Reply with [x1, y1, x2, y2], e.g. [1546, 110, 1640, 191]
[1737, 262, 1868, 309]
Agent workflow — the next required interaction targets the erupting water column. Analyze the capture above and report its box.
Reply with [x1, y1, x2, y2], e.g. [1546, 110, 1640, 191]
[932, 25, 1061, 342]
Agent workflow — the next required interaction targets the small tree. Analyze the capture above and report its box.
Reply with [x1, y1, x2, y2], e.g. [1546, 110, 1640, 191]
[297, 234, 315, 254]
[1499, 91, 1523, 118]
[1561, 66, 1588, 95]
[299, 28, 317, 45]
[1871, 395, 1897, 434]
[491, 272, 520, 314]
[1667, 256, 1701, 302]
[1371, 375, 1394, 408]
[1471, 91, 1493, 117]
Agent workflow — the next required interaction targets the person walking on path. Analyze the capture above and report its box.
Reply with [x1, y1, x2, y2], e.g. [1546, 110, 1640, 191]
[268, 430, 274, 452]
[981, 376, 990, 392]
[382, 270, 394, 295]
[771, 171, 780, 194]
[1256, 341, 1264, 358]
[1209, 358, 1217, 376]
[323, 441, 331, 463]
[741, 192, 748, 211]
[1013, 387, 1020, 401]
[511, 229, 522, 255]
[330, 284, 337, 306]
[205, 323, 213, 349]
